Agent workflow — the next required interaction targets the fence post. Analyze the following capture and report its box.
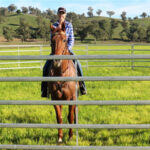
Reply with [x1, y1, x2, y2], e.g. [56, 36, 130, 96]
[40, 45, 43, 70]
[131, 44, 134, 70]
[75, 60, 79, 146]
[86, 45, 88, 70]
[18, 45, 20, 68]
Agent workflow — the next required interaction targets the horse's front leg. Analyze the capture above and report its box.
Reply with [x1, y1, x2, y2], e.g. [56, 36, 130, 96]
[68, 104, 76, 140]
[54, 105, 63, 142]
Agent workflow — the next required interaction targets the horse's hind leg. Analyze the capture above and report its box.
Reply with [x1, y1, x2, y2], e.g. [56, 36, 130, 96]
[68, 104, 76, 140]
[54, 105, 63, 142]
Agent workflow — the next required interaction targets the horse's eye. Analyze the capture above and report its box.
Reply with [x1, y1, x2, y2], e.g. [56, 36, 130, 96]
[63, 40, 66, 42]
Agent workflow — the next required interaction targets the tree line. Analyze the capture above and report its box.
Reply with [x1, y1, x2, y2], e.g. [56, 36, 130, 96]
[1, 4, 150, 42]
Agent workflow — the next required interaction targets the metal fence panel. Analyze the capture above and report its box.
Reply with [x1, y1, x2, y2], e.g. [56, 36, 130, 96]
[0, 100, 150, 105]
[0, 145, 150, 150]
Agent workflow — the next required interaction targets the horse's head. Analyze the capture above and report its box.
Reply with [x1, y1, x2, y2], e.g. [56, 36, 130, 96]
[50, 23, 67, 68]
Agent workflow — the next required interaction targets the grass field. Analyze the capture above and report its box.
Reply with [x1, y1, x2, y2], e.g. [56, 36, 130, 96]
[0, 44, 150, 146]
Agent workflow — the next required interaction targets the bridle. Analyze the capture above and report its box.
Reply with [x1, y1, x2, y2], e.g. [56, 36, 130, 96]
[51, 32, 70, 74]
[51, 32, 68, 55]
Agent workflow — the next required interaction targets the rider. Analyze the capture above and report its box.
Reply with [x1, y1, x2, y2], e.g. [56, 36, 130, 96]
[41, 7, 87, 97]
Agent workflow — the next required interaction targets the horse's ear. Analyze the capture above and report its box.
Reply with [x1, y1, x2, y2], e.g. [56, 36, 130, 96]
[62, 22, 66, 32]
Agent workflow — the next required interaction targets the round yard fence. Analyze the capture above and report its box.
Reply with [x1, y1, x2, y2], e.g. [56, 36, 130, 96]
[0, 54, 150, 149]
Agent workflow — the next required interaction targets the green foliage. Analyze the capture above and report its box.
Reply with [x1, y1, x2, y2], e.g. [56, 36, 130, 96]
[120, 11, 127, 21]
[99, 20, 111, 40]
[36, 17, 50, 41]
[87, 7, 94, 17]
[146, 25, 150, 42]
[132, 31, 139, 41]
[1, 5, 150, 43]
[16, 9, 21, 15]
[15, 17, 31, 42]
[137, 26, 146, 41]
[8, 4, 17, 12]
[119, 30, 128, 41]
[76, 25, 89, 42]
[3, 26, 14, 41]
[96, 9, 102, 16]
[21, 7, 28, 14]
[106, 11, 115, 18]
[0, 7, 8, 16]
[0, 15, 5, 24]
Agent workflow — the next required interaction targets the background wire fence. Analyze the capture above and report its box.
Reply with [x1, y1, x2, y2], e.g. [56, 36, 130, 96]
[0, 44, 150, 70]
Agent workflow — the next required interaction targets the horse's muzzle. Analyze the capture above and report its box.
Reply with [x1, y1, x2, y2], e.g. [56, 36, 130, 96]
[54, 60, 62, 68]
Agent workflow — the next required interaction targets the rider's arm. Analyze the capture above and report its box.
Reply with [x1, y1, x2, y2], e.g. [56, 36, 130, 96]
[67, 23, 74, 53]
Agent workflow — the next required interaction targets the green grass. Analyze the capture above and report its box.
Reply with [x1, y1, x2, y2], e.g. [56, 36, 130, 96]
[0, 44, 150, 146]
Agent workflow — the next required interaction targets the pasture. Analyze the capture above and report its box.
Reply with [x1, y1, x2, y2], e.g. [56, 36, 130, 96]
[0, 44, 150, 146]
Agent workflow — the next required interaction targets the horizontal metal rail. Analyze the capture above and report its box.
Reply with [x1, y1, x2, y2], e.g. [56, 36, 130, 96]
[1, 123, 150, 129]
[0, 100, 150, 105]
[0, 45, 42, 48]
[0, 55, 150, 60]
[0, 145, 150, 150]
[0, 50, 41, 53]
[83, 65, 150, 68]
[0, 61, 42, 65]
[0, 66, 41, 70]
[0, 76, 150, 82]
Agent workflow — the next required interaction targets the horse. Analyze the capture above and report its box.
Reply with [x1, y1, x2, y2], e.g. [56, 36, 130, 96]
[47, 24, 79, 143]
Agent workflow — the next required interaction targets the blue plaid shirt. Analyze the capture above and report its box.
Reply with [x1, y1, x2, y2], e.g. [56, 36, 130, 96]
[52, 20, 74, 53]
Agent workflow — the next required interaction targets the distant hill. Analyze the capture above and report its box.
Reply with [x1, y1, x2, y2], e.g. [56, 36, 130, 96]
[1, 13, 150, 41]
[0, 13, 50, 36]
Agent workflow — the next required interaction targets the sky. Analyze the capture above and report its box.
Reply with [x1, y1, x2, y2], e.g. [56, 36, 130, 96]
[0, 0, 150, 18]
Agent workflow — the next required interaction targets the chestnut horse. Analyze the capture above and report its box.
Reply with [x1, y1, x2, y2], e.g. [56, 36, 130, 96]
[47, 24, 78, 142]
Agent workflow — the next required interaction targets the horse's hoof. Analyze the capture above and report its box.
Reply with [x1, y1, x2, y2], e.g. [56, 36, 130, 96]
[58, 137, 62, 143]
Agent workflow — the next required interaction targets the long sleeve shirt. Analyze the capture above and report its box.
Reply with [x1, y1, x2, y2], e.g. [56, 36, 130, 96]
[52, 20, 74, 53]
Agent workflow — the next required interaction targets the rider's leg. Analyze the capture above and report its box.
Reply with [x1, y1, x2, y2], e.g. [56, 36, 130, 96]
[70, 51, 87, 95]
[41, 58, 53, 97]
[75, 60, 87, 95]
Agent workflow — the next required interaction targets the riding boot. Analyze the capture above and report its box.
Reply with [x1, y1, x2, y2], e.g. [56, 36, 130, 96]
[41, 60, 52, 97]
[74, 60, 87, 95]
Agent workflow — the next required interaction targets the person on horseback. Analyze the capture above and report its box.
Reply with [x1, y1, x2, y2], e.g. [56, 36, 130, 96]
[41, 7, 87, 97]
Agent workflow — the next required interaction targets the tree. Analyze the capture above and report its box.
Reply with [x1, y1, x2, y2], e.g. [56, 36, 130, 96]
[28, 6, 34, 14]
[110, 19, 119, 39]
[96, 9, 102, 16]
[121, 20, 129, 28]
[21, 7, 28, 14]
[120, 11, 127, 21]
[3, 26, 14, 41]
[8, 4, 17, 12]
[67, 12, 78, 23]
[88, 22, 101, 42]
[146, 25, 150, 42]
[0, 15, 5, 24]
[36, 17, 50, 41]
[106, 11, 115, 18]
[99, 20, 111, 40]
[134, 16, 138, 20]
[16, 9, 21, 15]
[137, 26, 146, 41]
[46, 9, 54, 18]
[16, 18, 31, 42]
[140, 12, 147, 18]
[132, 31, 139, 42]
[119, 30, 128, 41]
[76, 25, 89, 42]
[87, 6, 94, 17]
[0, 7, 8, 16]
